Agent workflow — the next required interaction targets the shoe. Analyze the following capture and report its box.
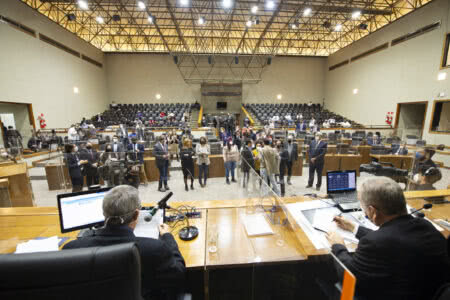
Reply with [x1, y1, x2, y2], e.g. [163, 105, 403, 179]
[165, 186, 170, 191]
[231, 178, 236, 183]
[316, 187, 320, 191]
[158, 187, 166, 192]
[226, 179, 230, 185]
[185, 186, 189, 191]
[306, 185, 312, 188]
[287, 178, 292, 185]
[190, 185, 194, 190]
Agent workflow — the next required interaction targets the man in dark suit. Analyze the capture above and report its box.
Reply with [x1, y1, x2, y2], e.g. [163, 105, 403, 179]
[283, 135, 298, 185]
[63, 186, 186, 300]
[154, 135, 170, 192]
[128, 137, 145, 164]
[328, 177, 450, 300]
[307, 132, 327, 191]
[391, 141, 408, 155]
[110, 135, 125, 160]
[79, 142, 100, 187]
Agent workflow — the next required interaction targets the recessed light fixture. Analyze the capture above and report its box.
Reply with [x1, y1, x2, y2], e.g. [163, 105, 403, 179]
[198, 16, 205, 25]
[353, 88, 358, 95]
[246, 20, 252, 27]
[137, 1, 146, 9]
[156, 94, 161, 99]
[78, 0, 88, 10]
[96, 16, 104, 24]
[303, 8, 311, 16]
[73, 87, 79, 94]
[352, 11, 361, 19]
[251, 5, 258, 14]
[277, 94, 282, 100]
[180, 0, 189, 5]
[267, 1, 275, 10]
[223, 0, 232, 9]
[438, 72, 447, 81]
[335, 24, 342, 31]
[148, 16, 154, 24]
[291, 23, 297, 29]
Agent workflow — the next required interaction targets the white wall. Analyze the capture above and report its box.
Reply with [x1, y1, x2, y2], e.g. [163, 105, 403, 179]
[105, 54, 326, 105]
[325, 0, 450, 146]
[0, 0, 108, 129]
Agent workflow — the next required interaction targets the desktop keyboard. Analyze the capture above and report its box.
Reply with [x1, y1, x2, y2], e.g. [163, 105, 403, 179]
[331, 193, 358, 204]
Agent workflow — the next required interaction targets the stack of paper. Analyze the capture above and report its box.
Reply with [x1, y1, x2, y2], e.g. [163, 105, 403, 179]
[15, 236, 60, 254]
[134, 209, 163, 239]
[242, 214, 274, 237]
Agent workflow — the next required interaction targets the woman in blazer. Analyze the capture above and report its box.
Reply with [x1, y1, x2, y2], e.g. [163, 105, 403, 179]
[195, 137, 210, 187]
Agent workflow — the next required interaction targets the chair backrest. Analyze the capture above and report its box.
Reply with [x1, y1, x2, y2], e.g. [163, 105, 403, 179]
[0, 243, 142, 300]
[433, 283, 450, 300]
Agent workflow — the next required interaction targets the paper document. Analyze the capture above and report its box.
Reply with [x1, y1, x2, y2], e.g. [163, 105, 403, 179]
[134, 209, 163, 239]
[15, 236, 60, 254]
[242, 214, 274, 237]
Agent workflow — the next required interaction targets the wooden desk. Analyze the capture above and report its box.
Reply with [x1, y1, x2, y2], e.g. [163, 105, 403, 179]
[323, 154, 362, 176]
[0, 178, 11, 207]
[0, 163, 33, 207]
[370, 154, 413, 170]
[357, 145, 372, 164]
[45, 164, 105, 191]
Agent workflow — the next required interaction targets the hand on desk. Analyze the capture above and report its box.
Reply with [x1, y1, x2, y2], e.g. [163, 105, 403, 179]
[159, 224, 170, 236]
[333, 216, 355, 232]
[326, 231, 344, 245]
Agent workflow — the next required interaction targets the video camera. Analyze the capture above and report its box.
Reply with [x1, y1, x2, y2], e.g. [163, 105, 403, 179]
[360, 162, 408, 177]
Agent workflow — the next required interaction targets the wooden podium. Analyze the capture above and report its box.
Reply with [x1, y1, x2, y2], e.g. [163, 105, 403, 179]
[0, 162, 34, 207]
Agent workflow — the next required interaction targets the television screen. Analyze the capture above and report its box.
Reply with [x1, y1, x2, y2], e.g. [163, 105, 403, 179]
[217, 102, 227, 109]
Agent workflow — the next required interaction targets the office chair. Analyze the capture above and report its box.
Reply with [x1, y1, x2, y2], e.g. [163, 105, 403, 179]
[432, 283, 450, 300]
[0, 243, 142, 300]
[416, 140, 426, 147]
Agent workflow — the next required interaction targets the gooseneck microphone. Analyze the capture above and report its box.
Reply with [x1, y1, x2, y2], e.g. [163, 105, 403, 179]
[409, 203, 432, 218]
[144, 192, 173, 222]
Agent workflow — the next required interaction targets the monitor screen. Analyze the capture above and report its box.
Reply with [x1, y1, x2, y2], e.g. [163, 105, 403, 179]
[217, 101, 227, 109]
[57, 188, 112, 233]
[326, 171, 357, 193]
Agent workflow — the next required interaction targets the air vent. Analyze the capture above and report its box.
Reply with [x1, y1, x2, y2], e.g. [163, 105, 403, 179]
[39, 33, 80, 58]
[0, 15, 36, 37]
[329, 59, 349, 71]
[392, 21, 441, 46]
[351, 43, 389, 62]
[81, 55, 103, 68]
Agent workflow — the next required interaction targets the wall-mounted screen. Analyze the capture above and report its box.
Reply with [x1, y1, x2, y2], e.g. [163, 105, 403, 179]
[217, 101, 227, 109]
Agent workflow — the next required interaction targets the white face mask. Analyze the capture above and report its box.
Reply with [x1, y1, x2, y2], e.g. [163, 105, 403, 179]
[113, 139, 118, 143]
[74, 146, 78, 152]
[315, 136, 320, 141]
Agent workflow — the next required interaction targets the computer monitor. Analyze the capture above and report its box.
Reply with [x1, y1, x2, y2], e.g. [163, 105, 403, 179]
[57, 187, 112, 233]
[326, 170, 357, 194]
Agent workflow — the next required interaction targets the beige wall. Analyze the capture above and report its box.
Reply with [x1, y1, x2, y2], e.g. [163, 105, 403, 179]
[325, 0, 450, 145]
[105, 54, 326, 105]
[0, 0, 108, 129]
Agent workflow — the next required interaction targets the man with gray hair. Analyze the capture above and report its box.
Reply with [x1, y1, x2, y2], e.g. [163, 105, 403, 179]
[307, 132, 327, 191]
[64, 185, 186, 299]
[327, 177, 449, 300]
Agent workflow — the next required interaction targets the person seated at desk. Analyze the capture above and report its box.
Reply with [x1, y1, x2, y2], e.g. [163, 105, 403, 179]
[412, 147, 437, 179]
[27, 134, 41, 152]
[63, 185, 186, 300]
[327, 177, 449, 300]
[411, 167, 445, 202]
[392, 141, 408, 155]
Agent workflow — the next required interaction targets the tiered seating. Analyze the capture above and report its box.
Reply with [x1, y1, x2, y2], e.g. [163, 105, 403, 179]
[91, 103, 191, 128]
[244, 103, 359, 127]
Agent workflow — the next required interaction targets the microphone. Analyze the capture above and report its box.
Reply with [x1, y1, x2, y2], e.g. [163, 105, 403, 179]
[144, 192, 173, 222]
[409, 203, 432, 218]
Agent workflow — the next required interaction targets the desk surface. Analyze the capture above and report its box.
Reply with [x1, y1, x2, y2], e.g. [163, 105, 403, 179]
[1, 192, 449, 268]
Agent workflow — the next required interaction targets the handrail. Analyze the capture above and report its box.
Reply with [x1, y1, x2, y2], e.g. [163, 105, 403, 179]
[198, 106, 203, 127]
[241, 106, 254, 126]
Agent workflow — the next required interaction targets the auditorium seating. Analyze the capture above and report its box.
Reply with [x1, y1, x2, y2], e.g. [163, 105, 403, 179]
[244, 103, 359, 128]
[91, 103, 191, 129]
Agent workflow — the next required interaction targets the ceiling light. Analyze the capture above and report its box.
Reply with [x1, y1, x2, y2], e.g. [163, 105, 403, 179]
[180, 0, 189, 5]
[137, 1, 146, 9]
[277, 94, 282, 100]
[73, 87, 79, 94]
[303, 8, 311, 16]
[96, 16, 104, 24]
[156, 94, 161, 99]
[198, 17, 205, 25]
[352, 11, 361, 19]
[353, 88, 358, 95]
[251, 5, 258, 14]
[78, 0, 88, 10]
[148, 16, 154, 24]
[438, 72, 447, 81]
[246, 20, 252, 27]
[267, 1, 275, 9]
[335, 24, 342, 31]
[223, 0, 232, 9]
[291, 23, 297, 29]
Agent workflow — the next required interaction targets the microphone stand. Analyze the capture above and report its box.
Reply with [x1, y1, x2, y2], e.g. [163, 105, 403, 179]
[167, 205, 199, 241]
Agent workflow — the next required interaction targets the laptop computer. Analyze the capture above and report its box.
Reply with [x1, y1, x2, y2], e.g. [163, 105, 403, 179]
[326, 170, 361, 212]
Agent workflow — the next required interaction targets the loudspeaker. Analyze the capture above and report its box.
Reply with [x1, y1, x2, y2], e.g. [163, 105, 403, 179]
[112, 14, 121, 22]
[267, 57, 272, 65]
[359, 23, 368, 30]
[173, 56, 178, 64]
[208, 56, 212, 64]
[234, 56, 239, 64]
[67, 13, 76, 21]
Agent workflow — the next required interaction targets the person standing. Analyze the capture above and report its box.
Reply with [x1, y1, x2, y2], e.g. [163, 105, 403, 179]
[79, 142, 100, 187]
[240, 140, 254, 188]
[307, 132, 327, 191]
[64, 144, 87, 192]
[154, 136, 170, 192]
[196, 137, 210, 187]
[283, 135, 298, 185]
[180, 139, 195, 191]
[128, 137, 145, 164]
[223, 140, 239, 185]
[259, 139, 280, 196]
[168, 131, 179, 162]
[276, 140, 289, 197]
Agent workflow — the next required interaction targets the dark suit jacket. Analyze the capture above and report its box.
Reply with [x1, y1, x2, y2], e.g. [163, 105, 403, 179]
[284, 142, 298, 162]
[128, 143, 145, 164]
[391, 145, 408, 155]
[65, 152, 82, 179]
[79, 149, 100, 167]
[332, 215, 450, 300]
[154, 142, 169, 168]
[63, 225, 186, 300]
[110, 142, 125, 160]
[308, 140, 327, 164]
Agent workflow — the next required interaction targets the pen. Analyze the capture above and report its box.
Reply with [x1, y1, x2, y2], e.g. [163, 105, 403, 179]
[313, 227, 328, 234]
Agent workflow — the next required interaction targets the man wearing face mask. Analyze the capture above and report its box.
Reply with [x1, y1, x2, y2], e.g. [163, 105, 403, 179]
[79, 142, 100, 187]
[283, 135, 298, 185]
[223, 140, 239, 185]
[307, 132, 327, 191]
[154, 136, 170, 192]
[110, 135, 125, 160]
[327, 177, 449, 300]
